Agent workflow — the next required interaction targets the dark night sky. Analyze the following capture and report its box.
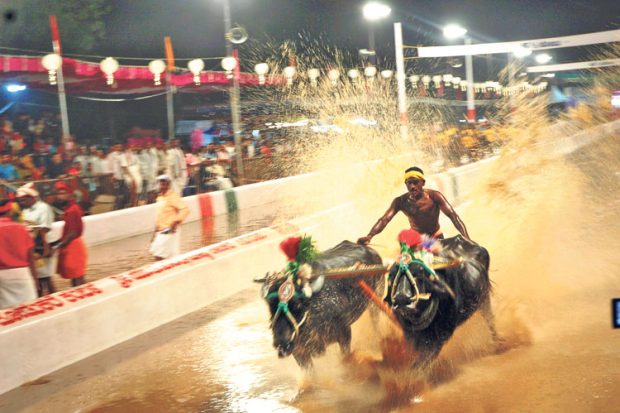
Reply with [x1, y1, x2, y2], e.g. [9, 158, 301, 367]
[97, 0, 620, 64]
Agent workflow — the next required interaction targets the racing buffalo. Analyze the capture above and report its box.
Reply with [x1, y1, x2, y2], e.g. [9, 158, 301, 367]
[389, 235, 501, 368]
[259, 240, 383, 369]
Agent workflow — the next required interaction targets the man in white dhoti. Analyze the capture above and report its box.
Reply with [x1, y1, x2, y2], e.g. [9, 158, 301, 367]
[0, 199, 38, 309]
[149, 175, 189, 260]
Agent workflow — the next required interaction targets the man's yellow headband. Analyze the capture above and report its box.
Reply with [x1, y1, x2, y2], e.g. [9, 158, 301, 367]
[404, 170, 425, 182]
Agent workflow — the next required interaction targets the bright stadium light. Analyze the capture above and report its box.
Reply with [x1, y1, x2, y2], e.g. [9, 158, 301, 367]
[362, 2, 391, 21]
[5, 84, 27, 92]
[535, 53, 552, 64]
[443, 24, 467, 39]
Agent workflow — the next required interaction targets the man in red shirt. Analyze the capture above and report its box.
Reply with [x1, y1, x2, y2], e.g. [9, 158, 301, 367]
[52, 181, 88, 287]
[0, 199, 38, 308]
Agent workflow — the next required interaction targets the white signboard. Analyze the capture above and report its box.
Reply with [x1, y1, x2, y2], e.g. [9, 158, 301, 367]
[417, 29, 620, 57]
[527, 59, 620, 73]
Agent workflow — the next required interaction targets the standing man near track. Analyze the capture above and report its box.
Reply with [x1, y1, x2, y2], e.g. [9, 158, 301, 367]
[17, 183, 57, 296]
[0, 199, 38, 308]
[53, 181, 88, 287]
[357, 166, 471, 245]
[149, 175, 189, 260]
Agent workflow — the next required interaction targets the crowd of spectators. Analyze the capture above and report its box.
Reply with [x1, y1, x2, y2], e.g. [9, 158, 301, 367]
[0, 111, 281, 215]
[1, 110, 513, 216]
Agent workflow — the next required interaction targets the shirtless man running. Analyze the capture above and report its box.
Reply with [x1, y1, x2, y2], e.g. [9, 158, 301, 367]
[357, 166, 470, 245]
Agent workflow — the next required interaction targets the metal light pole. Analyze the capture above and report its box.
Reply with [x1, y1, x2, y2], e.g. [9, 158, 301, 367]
[222, 0, 245, 184]
[49, 16, 70, 144]
[464, 37, 475, 122]
[444, 24, 475, 123]
[164, 37, 176, 141]
[394, 22, 408, 141]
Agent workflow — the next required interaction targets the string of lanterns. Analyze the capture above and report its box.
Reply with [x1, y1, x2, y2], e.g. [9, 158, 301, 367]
[39, 53, 548, 96]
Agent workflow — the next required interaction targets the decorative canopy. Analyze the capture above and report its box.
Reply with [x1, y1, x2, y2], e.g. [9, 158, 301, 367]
[0, 55, 286, 96]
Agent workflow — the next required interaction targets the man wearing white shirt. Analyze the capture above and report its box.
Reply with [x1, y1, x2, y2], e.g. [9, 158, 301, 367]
[167, 139, 188, 194]
[139, 142, 159, 203]
[119, 144, 143, 207]
[16, 184, 56, 296]
[107, 144, 126, 209]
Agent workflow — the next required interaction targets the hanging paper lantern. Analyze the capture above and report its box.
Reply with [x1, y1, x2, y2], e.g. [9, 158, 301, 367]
[347, 69, 360, 81]
[364, 66, 377, 83]
[307, 68, 319, 86]
[42, 53, 62, 85]
[148, 59, 166, 86]
[221, 56, 237, 79]
[381, 70, 393, 79]
[100, 57, 119, 86]
[283, 66, 296, 86]
[409, 74, 419, 88]
[254, 63, 269, 85]
[327, 68, 340, 86]
[421, 75, 431, 87]
[188, 59, 205, 85]
[451, 77, 461, 89]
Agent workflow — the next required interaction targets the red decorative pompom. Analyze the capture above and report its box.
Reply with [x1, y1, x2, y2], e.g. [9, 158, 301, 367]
[398, 229, 422, 248]
[279, 236, 301, 261]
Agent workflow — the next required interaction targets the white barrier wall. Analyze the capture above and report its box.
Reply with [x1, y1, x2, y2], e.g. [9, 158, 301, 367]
[0, 205, 349, 396]
[2, 120, 617, 395]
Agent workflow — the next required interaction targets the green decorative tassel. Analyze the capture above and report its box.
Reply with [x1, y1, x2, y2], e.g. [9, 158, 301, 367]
[297, 235, 319, 265]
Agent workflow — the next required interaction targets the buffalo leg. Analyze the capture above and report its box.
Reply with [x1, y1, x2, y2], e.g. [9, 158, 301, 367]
[338, 326, 352, 356]
[293, 352, 314, 371]
[480, 295, 504, 345]
[413, 347, 441, 371]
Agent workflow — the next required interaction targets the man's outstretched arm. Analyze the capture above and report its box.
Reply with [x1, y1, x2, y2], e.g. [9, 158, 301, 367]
[357, 199, 399, 245]
[433, 191, 471, 240]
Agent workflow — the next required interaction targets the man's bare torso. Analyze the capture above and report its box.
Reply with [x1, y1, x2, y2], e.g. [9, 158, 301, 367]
[395, 189, 441, 235]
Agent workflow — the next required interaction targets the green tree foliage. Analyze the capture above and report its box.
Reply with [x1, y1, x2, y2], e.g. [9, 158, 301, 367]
[0, 0, 111, 53]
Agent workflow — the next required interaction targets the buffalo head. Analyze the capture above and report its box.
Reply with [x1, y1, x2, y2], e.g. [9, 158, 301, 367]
[390, 260, 442, 331]
[258, 274, 323, 358]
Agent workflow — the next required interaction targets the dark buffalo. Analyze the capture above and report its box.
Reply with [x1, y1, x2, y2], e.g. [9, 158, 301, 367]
[260, 240, 383, 369]
[389, 235, 501, 368]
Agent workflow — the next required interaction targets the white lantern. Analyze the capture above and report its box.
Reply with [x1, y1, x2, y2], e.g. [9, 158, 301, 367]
[442, 74, 453, 83]
[221, 56, 237, 79]
[188, 59, 205, 85]
[364, 66, 377, 78]
[432, 75, 442, 87]
[421, 75, 431, 86]
[100, 57, 119, 86]
[381, 70, 393, 79]
[327, 68, 340, 86]
[307, 68, 320, 86]
[459, 80, 467, 91]
[347, 69, 360, 80]
[42, 53, 62, 85]
[451, 77, 461, 88]
[254, 63, 269, 85]
[283, 66, 296, 86]
[148, 59, 166, 86]
[409, 75, 419, 88]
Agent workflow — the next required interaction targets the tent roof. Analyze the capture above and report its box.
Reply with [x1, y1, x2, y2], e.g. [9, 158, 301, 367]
[0, 55, 285, 96]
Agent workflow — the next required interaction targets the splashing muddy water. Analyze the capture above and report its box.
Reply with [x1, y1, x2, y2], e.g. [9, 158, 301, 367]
[2, 44, 619, 412]
[1, 124, 618, 413]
